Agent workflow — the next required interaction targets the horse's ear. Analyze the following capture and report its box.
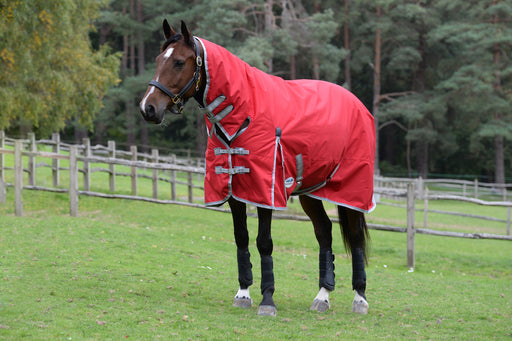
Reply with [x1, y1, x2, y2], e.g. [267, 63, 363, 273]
[163, 19, 176, 40]
[181, 20, 194, 47]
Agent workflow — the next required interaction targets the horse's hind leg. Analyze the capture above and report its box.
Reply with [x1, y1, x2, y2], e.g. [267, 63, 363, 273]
[299, 195, 334, 312]
[256, 207, 277, 316]
[338, 206, 370, 314]
[229, 198, 253, 309]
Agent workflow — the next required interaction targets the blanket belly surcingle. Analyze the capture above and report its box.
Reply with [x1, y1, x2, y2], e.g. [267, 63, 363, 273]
[197, 37, 376, 213]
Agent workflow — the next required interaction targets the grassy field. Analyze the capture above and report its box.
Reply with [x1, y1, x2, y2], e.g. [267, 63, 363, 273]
[1, 189, 511, 340]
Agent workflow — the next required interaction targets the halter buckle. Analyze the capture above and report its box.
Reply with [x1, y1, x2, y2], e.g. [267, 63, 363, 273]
[172, 95, 182, 105]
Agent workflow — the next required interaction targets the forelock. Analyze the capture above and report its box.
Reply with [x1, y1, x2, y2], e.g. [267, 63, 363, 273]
[161, 33, 183, 52]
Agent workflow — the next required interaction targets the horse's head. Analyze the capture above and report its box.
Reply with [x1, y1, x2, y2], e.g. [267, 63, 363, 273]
[140, 20, 203, 124]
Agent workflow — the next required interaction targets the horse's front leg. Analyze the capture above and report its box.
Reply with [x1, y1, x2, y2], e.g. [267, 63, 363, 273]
[256, 206, 277, 316]
[229, 198, 253, 309]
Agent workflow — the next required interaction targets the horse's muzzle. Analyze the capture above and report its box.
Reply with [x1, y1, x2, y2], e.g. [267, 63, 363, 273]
[140, 104, 163, 124]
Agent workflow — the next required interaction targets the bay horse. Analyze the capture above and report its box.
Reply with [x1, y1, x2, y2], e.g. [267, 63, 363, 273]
[140, 20, 375, 316]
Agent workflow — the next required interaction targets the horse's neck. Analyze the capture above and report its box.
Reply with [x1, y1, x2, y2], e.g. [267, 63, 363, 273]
[192, 88, 205, 107]
[191, 41, 249, 147]
[190, 42, 230, 146]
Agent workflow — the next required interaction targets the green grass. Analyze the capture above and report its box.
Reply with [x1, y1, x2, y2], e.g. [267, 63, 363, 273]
[1, 190, 511, 340]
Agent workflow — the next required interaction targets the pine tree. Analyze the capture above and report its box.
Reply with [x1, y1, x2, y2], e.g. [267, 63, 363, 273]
[430, 0, 512, 183]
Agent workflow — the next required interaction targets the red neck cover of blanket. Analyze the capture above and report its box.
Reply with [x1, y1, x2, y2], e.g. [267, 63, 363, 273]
[197, 37, 376, 213]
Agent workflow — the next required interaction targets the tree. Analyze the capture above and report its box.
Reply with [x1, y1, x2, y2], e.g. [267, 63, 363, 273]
[430, 0, 512, 183]
[0, 0, 120, 137]
[376, 1, 448, 177]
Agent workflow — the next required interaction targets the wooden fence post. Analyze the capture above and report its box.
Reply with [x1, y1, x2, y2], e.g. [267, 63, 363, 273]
[474, 179, 478, 199]
[407, 183, 415, 269]
[197, 158, 202, 183]
[131, 146, 137, 196]
[69, 145, 79, 217]
[52, 133, 60, 187]
[108, 140, 115, 193]
[170, 154, 176, 201]
[83, 138, 91, 192]
[417, 176, 423, 199]
[0, 131, 4, 183]
[27, 132, 36, 186]
[0, 131, 4, 203]
[152, 148, 158, 199]
[188, 172, 193, 203]
[14, 140, 23, 216]
[423, 187, 429, 229]
[0, 133, 5, 201]
[0, 178, 5, 204]
[507, 207, 511, 236]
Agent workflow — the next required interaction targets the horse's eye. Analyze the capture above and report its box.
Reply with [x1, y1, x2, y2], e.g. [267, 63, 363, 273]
[174, 60, 185, 68]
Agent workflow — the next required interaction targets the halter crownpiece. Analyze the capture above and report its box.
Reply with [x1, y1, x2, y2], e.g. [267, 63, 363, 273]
[148, 37, 202, 115]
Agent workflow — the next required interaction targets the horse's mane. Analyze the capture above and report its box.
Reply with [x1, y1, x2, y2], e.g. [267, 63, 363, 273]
[161, 33, 183, 52]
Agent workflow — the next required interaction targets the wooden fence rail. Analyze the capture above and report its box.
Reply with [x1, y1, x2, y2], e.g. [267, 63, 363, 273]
[375, 175, 512, 201]
[1, 133, 512, 269]
[0, 135, 206, 217]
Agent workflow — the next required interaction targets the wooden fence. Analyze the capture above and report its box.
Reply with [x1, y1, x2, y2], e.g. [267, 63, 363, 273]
[0, 132, 206, 213]
[1, 132, 511, 269]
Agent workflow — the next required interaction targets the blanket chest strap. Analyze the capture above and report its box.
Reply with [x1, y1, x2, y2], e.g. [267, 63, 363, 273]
[214, 147, 249, 156]
[215, 166, 250, 175]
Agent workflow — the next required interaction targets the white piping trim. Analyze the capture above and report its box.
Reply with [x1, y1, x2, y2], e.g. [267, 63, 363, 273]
[304, 193, 376, 214]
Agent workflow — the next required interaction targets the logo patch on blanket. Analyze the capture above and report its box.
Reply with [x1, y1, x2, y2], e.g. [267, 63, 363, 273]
[285, 177, 295, 189]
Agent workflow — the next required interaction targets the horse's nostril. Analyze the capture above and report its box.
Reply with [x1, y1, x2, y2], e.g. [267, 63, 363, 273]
[141, 103, 162, 124]
[141, 104, 156, 119]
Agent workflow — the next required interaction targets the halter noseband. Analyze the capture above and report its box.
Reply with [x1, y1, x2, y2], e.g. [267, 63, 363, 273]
[148, 37, 202, 115]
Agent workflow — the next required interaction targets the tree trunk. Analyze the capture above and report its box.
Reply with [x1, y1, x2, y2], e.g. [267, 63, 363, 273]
[127, 0, 146, 147]
[136, 0, 149, 150]
[140, 121, 149, 154]
[492, 6, 505, 184]
[372, 6, 381, 175]
[136, 0, 145, 76]
[264, 0, 274, 74]
[416, 140, 428, 178]
[406, 129, 412, 177]
[129, 0, 136, 74]
[290, 54, 296, 80]
[414, 32, 428, 178]
[495, 135, 505, 184]
[343, 0, 351, 90]
[312, 54, 320, 80]
[125, 0, 138, 147]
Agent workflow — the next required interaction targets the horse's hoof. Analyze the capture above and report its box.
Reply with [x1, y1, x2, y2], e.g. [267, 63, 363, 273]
[310, 299, 330, 312]
[233, 297, 252, 309]
[257, 305, 277, 316]
[352, 293, 369, 314]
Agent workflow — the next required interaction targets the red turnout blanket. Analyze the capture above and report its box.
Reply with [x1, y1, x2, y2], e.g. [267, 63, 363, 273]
[197, 38, 376, 213]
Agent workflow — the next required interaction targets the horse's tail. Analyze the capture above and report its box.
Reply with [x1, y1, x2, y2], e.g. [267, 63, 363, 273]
[338, 206, 370, 264]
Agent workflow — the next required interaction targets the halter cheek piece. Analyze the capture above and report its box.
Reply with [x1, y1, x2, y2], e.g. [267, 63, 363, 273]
[148, 38, 202, 115]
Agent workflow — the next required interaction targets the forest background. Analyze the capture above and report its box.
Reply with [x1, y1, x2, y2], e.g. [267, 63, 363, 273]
[1, 0, 511, 182]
